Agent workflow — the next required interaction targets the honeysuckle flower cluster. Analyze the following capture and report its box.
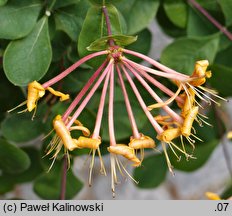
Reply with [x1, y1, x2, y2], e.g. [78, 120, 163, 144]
[12, 43, 226, 196]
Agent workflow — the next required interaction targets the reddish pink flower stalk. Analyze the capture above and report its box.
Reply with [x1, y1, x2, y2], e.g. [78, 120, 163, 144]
[66, 60, 114, 129]
[24, 42, 223, 195]
[62, 59, 108, 122]
[42, 51, 108, 88]
[116, 65, 140, 139]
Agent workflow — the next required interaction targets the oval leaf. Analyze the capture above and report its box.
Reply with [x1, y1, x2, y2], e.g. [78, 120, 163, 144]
[160, 35, 219, 75]
[0, 176, 15, 194]
[218, 0, 232, 26]
[78, 5, 122, 58]
[3, 148, 43, 183]
[209, 64, 232, 97]
[133, 154, 167, 188]
[1, 113, 44, 143]
[33, 164, 83, 199]
[54, 0, 80, 9]
[0, 139, 30, 174]
[163, 0, 187, 28]
[54, 2, 89, 41]
[0, 0, 7, 6]
[116, 0, 159, 34]
[126, 29, 151, 63]
[87, 34, 137, 51]
[0, 0, 41, 39]
[3, 17, 52, 86]
[187, 7, 218, 37]
[89, 0, 122, 5]
[156, 4, 186, 38]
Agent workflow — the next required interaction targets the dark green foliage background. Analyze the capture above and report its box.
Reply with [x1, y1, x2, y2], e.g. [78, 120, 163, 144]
[0, 0, 232, 199]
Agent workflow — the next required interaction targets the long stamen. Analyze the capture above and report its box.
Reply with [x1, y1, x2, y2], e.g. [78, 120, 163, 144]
[122, 49, 189, 78]
[116, 65, 141, 139]
[121, 65, 164, 135]
[161, 142, 174, 175]
[92, 64, 111, 138]
[66, 59, 114, 129]
[123, 57, 188, 81]
[124, 62, 183, 124]
[110, 154, 116, 197]
[42, 50, 108, 88]
[62, 59, 108, 121]
[108, 65, 116, 146]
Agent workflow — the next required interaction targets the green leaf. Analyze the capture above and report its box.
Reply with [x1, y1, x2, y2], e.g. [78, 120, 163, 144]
[54, 2, 89, 41]
[62, 68, 93, 93]
[78, 4, 122, 60]
[89, 0, 122, 5]
[126, 29, 151, 63]
[3, 17, 52, 86]
[187, 6, 221, 37]
[116, 0, 159, 34]
[0, 176, 14, 194]
[160, 35, 219, 75]
[215, 44, 232, 67]
[1, 113, 44, 143]
[0, 71, 24, 121]
[133, 154, 167, 188]
[221, 182, 232, 199]
[163, 0, 187, 28]
[157, 4, 186, 38]
[0, 139, 30, 174]
[4, 148, 43, 183]
[34, 163, 83, 199]
[0, 0, 41, 39]
[54, 0, 80, 9]
[169, 139, 218, 172]
[209, 64, 232, 97]
[51, 31, 71, 62]
[218, 0, 232, 26]
[87, 34, 137, 51]
[0, 0, 7, 6]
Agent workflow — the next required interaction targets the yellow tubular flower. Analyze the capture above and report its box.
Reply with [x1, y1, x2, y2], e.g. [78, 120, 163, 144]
[129, 134, 155, 162]
[47, 87, 70, 101]
[53, 115, 77, 151]
[108, 144, 141, 167]
[154, 115, 180, 127]
[181, 88, 196, 118]
[157, 127, 181, 143]
[189, 60, 212, 87]
[181, 106, 199, 137]
[74, 136, 101, 149]
[129, 134, 155, 149]
[26, 81, 69, 113]
[73, 136, 106, 186]
[46, 115, 92, 171]
[227, 131, 232, 139]
[27, 81, 45, 112]
[205, 192, 221, 200]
